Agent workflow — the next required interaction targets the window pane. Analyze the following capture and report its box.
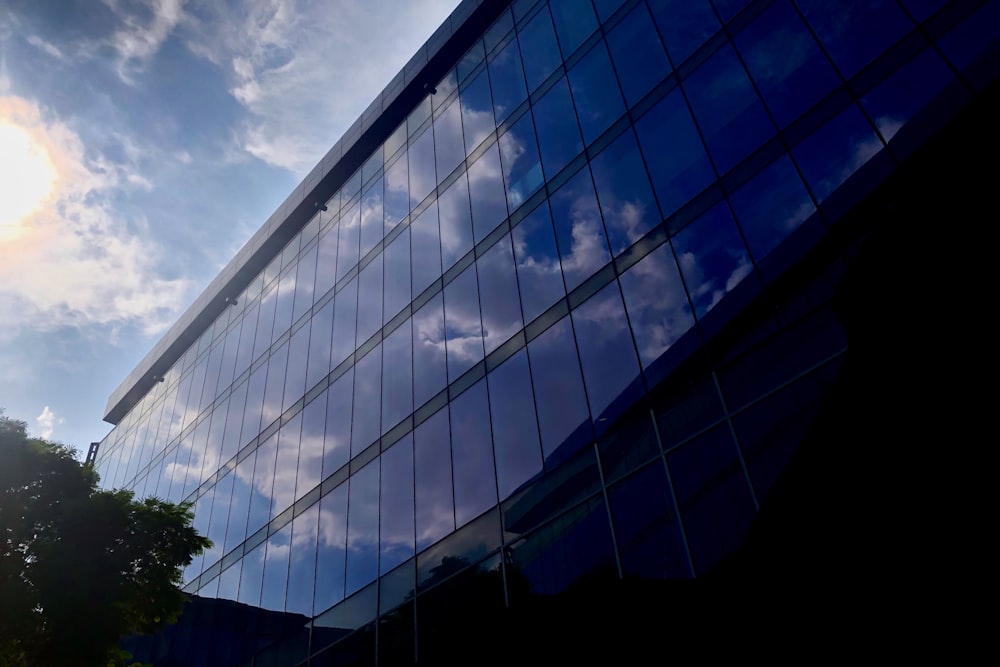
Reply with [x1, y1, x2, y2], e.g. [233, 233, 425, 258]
[409, 125, 437, 207]
[511, 201, 565, 323]
[384, 152, 409, 232]
[499, 111, 544, 212]
[360, 176, 384, 259]
[797, 0, 912, 79]
[411, 200, 442, 298]
[477, 233, 523, 355]
[415, 407, 455, 551]
[314, 483, 348, 614]
[648, 0, 719, 65]
[444, 263, 484, 381]
[549, 166, 611, 291]
[380, 435, 415, 574]
[461, 69, 495, 154]
[487, 349, 542, 499]
[382, 319, 413, 434]
[468, 142, 508, 243]
[351, 344, 382, 457]
[518, 6, 562, 92]
[567, 41, 626, 145]
[449, 379, 498, 527]
[330, 277, 358, 368]
[790, 104, 881, 202]
[324, 369, 353, 478]
[549, 0, 598, 58]
[435, 99, 466, 179]
[346, 459, 380, 596]
[384, 228, 410, 324]
[412, 292, 449, 408]
[606, 3, 671, 106]
[533, 77, 583, 179]
[336, 200, 361, 283]
[438, 173, 474, 270]
[488, 36, 528, 123]
[285, 503, 320, 615]
[590, 129, 660, 255]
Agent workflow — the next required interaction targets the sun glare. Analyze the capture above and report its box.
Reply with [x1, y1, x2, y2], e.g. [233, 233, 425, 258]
[0, 121, 58, 241]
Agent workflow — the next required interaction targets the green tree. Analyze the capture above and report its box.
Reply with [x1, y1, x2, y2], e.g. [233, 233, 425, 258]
[0, 410, 211, 667]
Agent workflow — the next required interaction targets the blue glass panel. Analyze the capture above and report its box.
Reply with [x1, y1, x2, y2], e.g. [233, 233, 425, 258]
[671, 201, 753, 320]
[435, 99, 466, 179]
[461, 69, 495, 154]
[449, 379, 498, 527]
[549, 0, 598, 58]
[261, 341, 288, 428]
[381, 320, 413, 434]
[360, 177, 384, 259]
[271, 413, 301, 517]
[346, 459, 379, 596]
[458, 39, 485, 83]
[408, 125, 437, 208]
[314, 483, 348, 614]
[357, 254, 385, 345]
[383, 228, 410, 325]
[549, 166, 611, 291]
[728, 155, 815, 262]
[499, 111, 543, 211]
[306, 299, 334, 391]
[218, 562, 240, 601]
[796, 0, 912, 79]
[568, 41, 626, 144]
[253, 287, 276, 361]
[324, 369, 353, 478]
[260, 523, 291, 611]
[444, 263, 484, 381]
[296, 392, 326, 496]
[488, 36, 528, 123]
[205, 474, 232, 567]
[684, 44, 774, 174]
[220, 380, 247, 462]
[532, 77, 583, 178]
[293, 244, 318, 323]
[790, 104, 882, 202]
[648, 0, 720, 64]
[410, 200, 442, 298]
[412, 293, 448, 409]
[414, 406, 455, 551]
[237, 542, 265, 606]
[241, 365, 267, 447]
[330, 277, 358, 368]
[590, 129, 660, 255]
[619, 241, 695, 387]
[607, 461, 690, 578]
[606, 2, 671, 106]
[511, 201, 565, 323]
[246, 433, 277, 537]
[468, 143, 508, 243]
[233, 303, 258, 377]
[336, 200, 361, 283]
[635, 87, 715, 217]
[285, 503, 319, 615]
[477, 234, 523, 355]
[735, 0, 841, 129]
[518, 6, 562, 92]
[380, 435, 415, 574]
[283, 324, 309, 410]
[487, 349, 542, 499]
[712, 0, 752, 22]
[351, 345, 382, 457]
[384, 152, 409, 232]
[438, 173, 474, 271]
[272, 267, 296, 337]
[900, 0, 948, 21]
[571, 282, 643, 429]
[593, 0, 628, 22]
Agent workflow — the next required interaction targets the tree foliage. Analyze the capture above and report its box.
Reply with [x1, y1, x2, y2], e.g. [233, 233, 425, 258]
[0, 410, 211, 667]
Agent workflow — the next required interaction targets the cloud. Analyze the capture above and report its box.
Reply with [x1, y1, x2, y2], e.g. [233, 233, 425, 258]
[36, 405, 63, 440]
[104, 0, 187, 81]
[0, 94, 191, 337]
[26, 35, 68, 61]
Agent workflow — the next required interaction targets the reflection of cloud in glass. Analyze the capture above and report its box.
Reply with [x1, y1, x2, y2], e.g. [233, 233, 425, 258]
[559, 195, 610, 288]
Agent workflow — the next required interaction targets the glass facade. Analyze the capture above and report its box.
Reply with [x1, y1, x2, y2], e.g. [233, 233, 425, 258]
[95, 0, 998, 664]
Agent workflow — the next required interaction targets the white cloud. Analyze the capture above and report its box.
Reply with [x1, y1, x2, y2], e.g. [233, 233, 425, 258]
[26, 35, 68, 61]
[36, 405, 63, 440]
[0, 94, 191, 337]
[104, 0, 187, 81]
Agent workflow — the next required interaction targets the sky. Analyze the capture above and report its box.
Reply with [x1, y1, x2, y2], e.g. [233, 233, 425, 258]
[0, 0, 460, 452]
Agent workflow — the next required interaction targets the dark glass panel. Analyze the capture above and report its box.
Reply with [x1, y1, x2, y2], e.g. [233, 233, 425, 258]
[359, 177, 383, 259]
[667, 424, 756, 573]
[590, 129, 660, 255]
[647, 0, 720, 64]
[324, 368, 353, 478]
[261, 342, 288, 430]
[443, 263, 484, 382]
[653, 366, 724, 450]
[568, 40, 626, 145]
[532, 77, 583, 178]
[593, 0, 628, 21]
[383, 152, 409, 232]
[790, 104, 882, 202]
[572, 282, 643, 430]
[549, 0, 598, 58]
[435, 99, 466, 179]
[527, 318, 592, 467]
[684, 44, 774, 174]
[236, 542, 265, 607]
[477, 233, 523, 355]
[362, 147, 383, 186]
[499, 110, 544, 211]
[378, 600, 415, 665]
[380, 435, 415, 574]
[259, 523, 291, 611]
[350, 345, 382, 457]
[606, 2, 671, 106]
[355, 254, 382, 346]
[619, 240, 696, 386]
[314, 483, 348, 614]
[518, 5, 563, 92]
[728, 155, 815, 263]
[487, 349, 543, 500]
[217, 326, 241, 398]
[220, 379, 247, 462]
[635, 87, 715, 217]
[315, 223, 339, 299]
[270, 413, 301, 518]
[412, 292, 449, 409]
[330, 277, 358, 368]
[449, 379, 498, 527]
[900, 0, 947, 21]
[549, 166, 611, 291]
[207, 473, 236, 567]
[345, 459, 380, 596]
[417, 507, 501, 590]
[713, 0, 752, 22]
[511, 201, 565, 323]
[410, 200, 442, 298]
[336, 200, 361, 283]
[607, 461, 690, 578]
[414, 406, 455, 552]
[223, 452, 254, 553]
[306, 299, 334, 391]
[735, 0, 841, 129]
[408, 124, 437, 208]
[292, 244, 318, 324]
[380, 559, 415, 613]
[468, 142, 508, 243]
[234, 302, 258, 378]
[488, 35, 528, 123]
[458, 39, 485, 83]
[283, 324, 309, 410]
[381, 319, 413, 434]
[796, 0, 912, 79]
[296, 392, 326, 497]
[272, 267, 296, 338]
[671, 201, 753, 320]
[438, 173, 474, 271]
[461, 69, 495, 154]
[598, 411, 660, 484]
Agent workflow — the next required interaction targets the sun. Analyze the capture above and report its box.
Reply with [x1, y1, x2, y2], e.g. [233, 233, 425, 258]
[0, 121, 58, 241]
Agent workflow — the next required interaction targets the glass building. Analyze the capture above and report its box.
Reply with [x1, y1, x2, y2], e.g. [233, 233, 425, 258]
[93, 0, 999, 664]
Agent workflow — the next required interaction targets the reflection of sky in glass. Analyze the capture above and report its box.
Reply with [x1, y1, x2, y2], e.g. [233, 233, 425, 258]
[488, 36, 527, 123]
[511, 201, 565, 323]
[791, 105, 882, 202]
[549, 167, 611, 291]
[324, 369, 352, 478]
[648, 0, 719, 65]
[443, 264, 484, 381]
[567, 40, 626, 145]
[460, 69, 495, 155]
[346, 459, 379, 596]
[468, 143, 507, 243]
[450, 380, 497, 527]
[412, 292, 448, 408]
[796, 0, 912, 79]
[438, 174, 474, 271]
[518, 6, 562, 93]
[477, 234, 523, 355]
[380, 435, 415, 574]
[533, 78, 583, 179]
[487, 349, 542, 499]
[499, 112, 543, 212]
[314, 484, 348, 614]
[590, 129, 660, 255]
[414, 407, 455, 551]
[606, 3, 671, 106]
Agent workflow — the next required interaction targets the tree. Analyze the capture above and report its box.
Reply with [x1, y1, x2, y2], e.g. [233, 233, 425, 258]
[0, 410, 211, 667]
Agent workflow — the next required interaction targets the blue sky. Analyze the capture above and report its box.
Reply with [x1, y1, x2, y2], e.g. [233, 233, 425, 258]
[0, 0, 460, 451]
